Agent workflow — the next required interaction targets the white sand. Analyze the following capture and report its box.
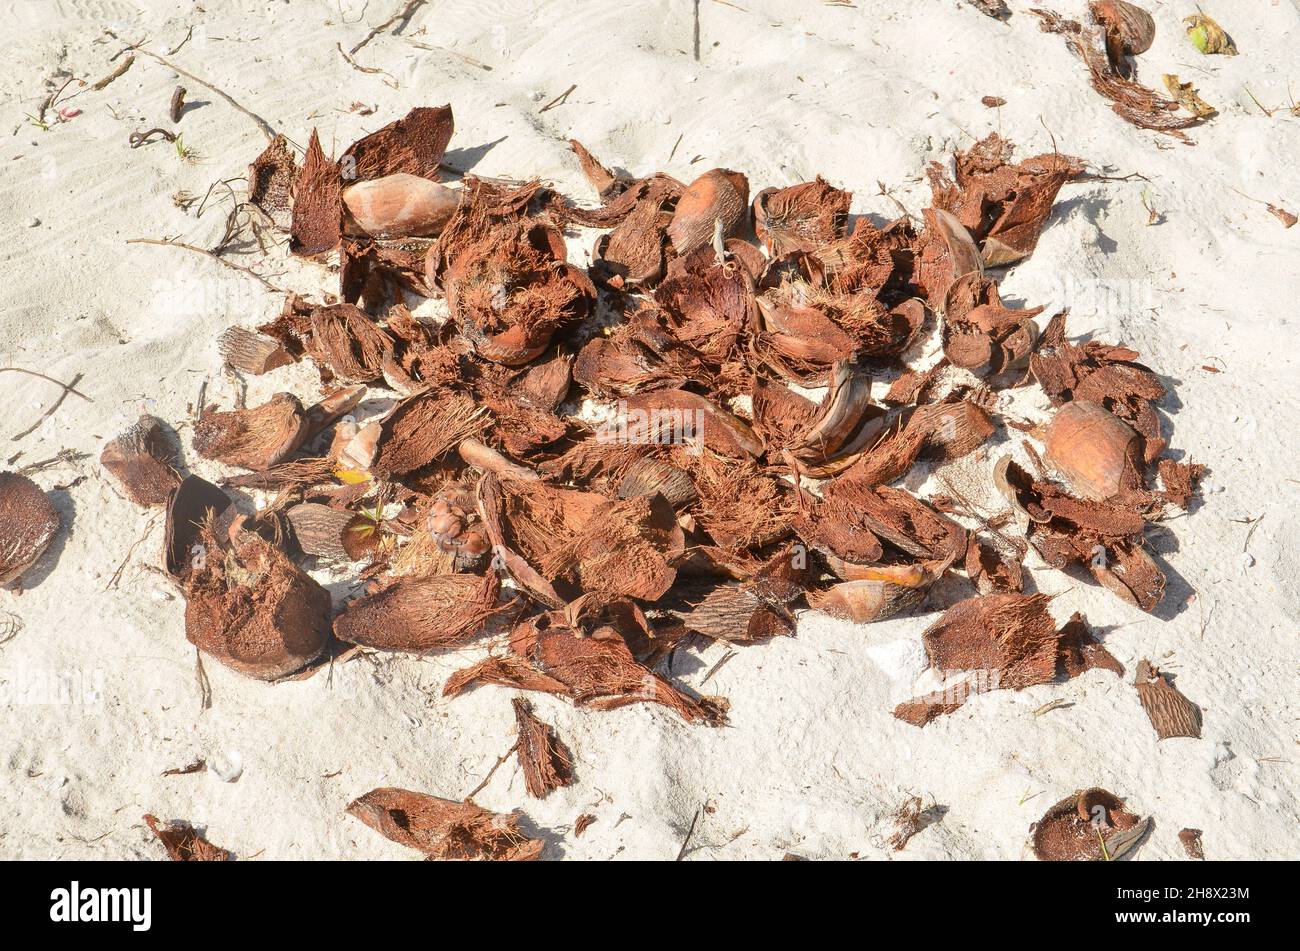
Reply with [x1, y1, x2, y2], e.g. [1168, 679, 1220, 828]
[2, 0, 1297, 860]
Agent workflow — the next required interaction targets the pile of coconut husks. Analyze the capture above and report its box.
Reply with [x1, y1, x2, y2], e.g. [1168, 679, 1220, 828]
[6, 67, 1212, 858]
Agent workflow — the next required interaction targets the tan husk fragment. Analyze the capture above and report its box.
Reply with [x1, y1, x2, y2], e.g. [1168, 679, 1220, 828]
[346, 786, 543, 860]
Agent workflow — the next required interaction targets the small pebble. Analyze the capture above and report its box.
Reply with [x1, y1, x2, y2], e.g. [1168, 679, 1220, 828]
[1239, 552, 1255, 572]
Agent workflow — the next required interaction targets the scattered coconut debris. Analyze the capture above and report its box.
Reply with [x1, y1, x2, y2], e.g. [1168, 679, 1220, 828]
[346, 787, 543, 860]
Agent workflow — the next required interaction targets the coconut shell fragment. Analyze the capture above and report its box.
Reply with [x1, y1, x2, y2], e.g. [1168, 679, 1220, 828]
[667, 168, 749, 257]
[346, 787, 542, 861]
[1179, 828, 1205, 860]
[100, 414, 180, 507]
[0, 473, 60, 587]
[1043, 401, 1142, 501]
[1134, 658, 1202, 739]
[217, 326, 294, 375]
[247, 134, 297, 232]
[333, 572, 503, 653]
[512, 698, 575, 798]
[752, 177, 851, 256]
[1031, 788, 1148, 861]
[143, 814, 232, 862]
[192, 393, 309, 471]
[341, 104, 455, 182]
[184, 525, 332, 681]
[342, 174, 460, 239]
[290, 130, 343, 256]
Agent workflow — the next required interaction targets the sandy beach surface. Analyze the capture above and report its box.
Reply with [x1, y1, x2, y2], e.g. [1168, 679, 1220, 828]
[1, 0, 1297, 860]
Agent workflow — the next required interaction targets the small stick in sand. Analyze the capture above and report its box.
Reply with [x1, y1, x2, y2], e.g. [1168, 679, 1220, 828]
[134, 48, 276, 142]
[351, 0, 427, 55]
[91, 55, 134, 91]
[539, 84, 576, 113]
[126, 238, 283, 292]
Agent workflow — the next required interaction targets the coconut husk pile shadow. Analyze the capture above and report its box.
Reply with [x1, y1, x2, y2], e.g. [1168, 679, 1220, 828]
[105, 93, 1207, 856]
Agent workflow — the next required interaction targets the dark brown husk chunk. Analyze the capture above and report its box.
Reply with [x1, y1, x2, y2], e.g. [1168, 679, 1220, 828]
[143, 814, 232, 861]
[512, 697, 575, 798]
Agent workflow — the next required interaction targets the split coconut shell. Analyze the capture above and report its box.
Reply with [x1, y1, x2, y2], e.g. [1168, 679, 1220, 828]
[184, 526, 332, 681]
[1043, 401, 1142, 501]
[342, 173, 460, 239]
[1031, 787, 1149, 861]
[192, 393, 309, 471]
[667, 168, 749, 257]
[0, 473, 60, 586]
[100, 414, 181, 507]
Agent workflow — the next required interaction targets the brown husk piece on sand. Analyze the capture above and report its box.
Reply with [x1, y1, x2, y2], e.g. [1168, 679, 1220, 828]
[752, 178, 852, 257]
[1090, 1, 1155, 77]
[618, 389, 762, 459]
[192, 393, 309, 471]
[666, 580, 797, 643]
[887, 796, 940, 851]
[164, 475, 232, 577]
[1031, 787, 1149, 860]
[809, 566, 938, 624]
[996, 456, 1166, 611]
[302, 303, 394, 384]
[446, 611, 725, 725]
[373, 388, 485, 476]
[512, 697, 575, 798]
[1057, 612, 1124, 678]
[1179, 828, 1205, 860]
[894, 595, 1123, 727]
[340, 105, 454, 182]
[286, 502, 357, 561]
[184, 520, 333, 681]
[568, 139, 631, 200]
[1033, 9, 1205, 142]
[1157, 457, 1204, 508]
[922, 593, 1060, 689]
[1030, 311, 1168, 462]
[941, 272, 1043, 376]
[667, 168, 749, 257]
[217, 326, 295, 375]
[928, 132, 1083, 266]
[248, 134, 298, 232]
[346, 787, 543, 860]
[100, 414, 181, 507]
[333, 572, 505, 653]
[0, 472, 61, 587]
[1134, 657, 1202, 739]
[590, 177, 681, 289]
[143, 814, 232, 861]
[290, 130, 343, 256]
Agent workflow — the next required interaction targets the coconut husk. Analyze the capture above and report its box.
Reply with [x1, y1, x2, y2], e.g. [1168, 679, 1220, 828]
[286, 502, 356, 561]
[665, 579, 796, 643]
[217, 326, 295, 375]
[928, 132, 1083, 266]
[143, 814, 232, 862]
[100, 414, 181, 507]
[184, 521, 333, 680]
[247, 134, 298, 232]
[752, 177, 852, 256]
[192, 393, 309, 471]
[164, 475, 232, 577]
[653, 264, 754, 373]
[512, 698, 574, 798]
[0, 473, 60, 587]
[1056, 611, 1124, 678]
[941, 272, 1042, 376]
[373, 388, 485, 476]
[443, 652, 572, 699]
[964, 536, 1026, 594]
[1179, 828, 1205, 860]
[568, 139, 630, 200]
[290, 130, 343, 256]
[923, 593, 1060, 689]
[508, 615, 726, 724]
[667, 168, 749, 257]
[617, 457, 698, 509]
[302, 303, 394, 383]
[1031, 788, 1148, 861]
[1033, 9, 1204, 142]
[333, 572, 504, 653]
[341, 105, 455, 182]
[1157, 458, 1203, 509]
[591, 177, 680, 289]
[346, 787, 542, 861]
[893, 695, 966, 727]
[1043, 401, 1143, 501]
[690, 456, 796, 552]
[1134, 658, 1202, 739]
[808, 567, 936, 623]
[220, 456, 337, 492]
[617, 389, 762, 459]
